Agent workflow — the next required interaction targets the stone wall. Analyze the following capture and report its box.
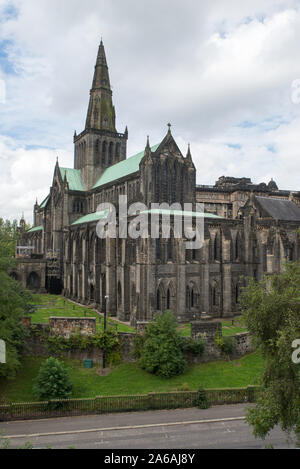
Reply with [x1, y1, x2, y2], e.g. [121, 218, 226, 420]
[25, 325, 135, 365]
[24, 317, 253, 366]
[49, 317, 96, 339]
[191, 320, 222, 343]
[233, 332, 254, 356]
[190, 318, 254, 362]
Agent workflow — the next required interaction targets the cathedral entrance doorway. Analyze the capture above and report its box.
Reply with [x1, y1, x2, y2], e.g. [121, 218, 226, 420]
[47, 277, 63, 295]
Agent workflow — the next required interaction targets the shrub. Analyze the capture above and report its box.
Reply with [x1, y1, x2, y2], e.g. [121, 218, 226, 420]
[132, 333, 145, 360]
[182, 338, 205, 356]
[196, 388, 210, 409]
[178, 383, 190, 392]
[215, 336, 235, 356]
[138, 311, 187, 379]
[33, 357, 73, 404]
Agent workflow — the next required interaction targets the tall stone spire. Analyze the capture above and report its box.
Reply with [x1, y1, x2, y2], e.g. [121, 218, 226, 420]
[85, 40, 116, 132]
[74, 38, 128, 190]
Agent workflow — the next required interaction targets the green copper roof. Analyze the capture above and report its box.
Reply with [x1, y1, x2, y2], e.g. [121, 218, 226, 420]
[93, 144, 160, 189]
[60, 168, 85, 192]
[72, 210, 109, 226]
[141, 209, 223, 219]
[27, 226, 43, 233]
[40, 195, 50, 209]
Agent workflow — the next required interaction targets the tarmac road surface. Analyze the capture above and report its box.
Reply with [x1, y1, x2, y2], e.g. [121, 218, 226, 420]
[0, 404, 296, 449]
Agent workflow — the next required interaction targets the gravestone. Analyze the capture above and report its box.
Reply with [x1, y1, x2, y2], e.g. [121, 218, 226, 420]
[0, 339, 6, 364]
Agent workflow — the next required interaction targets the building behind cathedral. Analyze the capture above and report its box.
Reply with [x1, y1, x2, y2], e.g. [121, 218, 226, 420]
[15, 40, 300, 326]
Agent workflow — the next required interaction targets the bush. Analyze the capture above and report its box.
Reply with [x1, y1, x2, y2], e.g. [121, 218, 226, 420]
[132, 333, 145, 360]
[138, 311, 187, 379]
[215, 336, 235, 356]
[182, 338, 205, 356]
[196, 388, 210, 409]
[33, 357, 73, 404]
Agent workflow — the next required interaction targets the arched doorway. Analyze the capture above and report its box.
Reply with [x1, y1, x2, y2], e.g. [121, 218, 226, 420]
[10, 272, 19, 282]
[47, 277, 63, 295]
[27, 272, 41, 291]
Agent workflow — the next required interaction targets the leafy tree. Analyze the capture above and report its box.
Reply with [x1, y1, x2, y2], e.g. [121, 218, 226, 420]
[0, 219, 32, 378]
[33, 357, 73, 403]
[0, 272, 32, 378]
[138, 311, 187, 378]
[0, 218, 19, 270]
[240, 261, 300, 444]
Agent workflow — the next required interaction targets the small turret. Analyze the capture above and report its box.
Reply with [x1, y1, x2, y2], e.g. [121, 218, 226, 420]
[268, 178, 278, 191]
[144, 135, 152, 161]
[19, 213, 26, 233]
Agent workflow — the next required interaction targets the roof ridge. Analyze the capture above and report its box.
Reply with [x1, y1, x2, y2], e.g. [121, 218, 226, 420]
[93, 143, 159, 189]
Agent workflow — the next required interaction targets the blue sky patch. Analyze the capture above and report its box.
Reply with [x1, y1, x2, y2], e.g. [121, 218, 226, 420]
[2, 3, 19, 22]
[266, 144, 276, 153]
[0, 39, 16, 75]
[236, 120, 257, 128]
[227, 143, 242, 149]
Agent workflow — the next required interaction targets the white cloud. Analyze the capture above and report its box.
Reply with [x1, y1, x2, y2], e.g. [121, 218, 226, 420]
[0, 136, 72, 222]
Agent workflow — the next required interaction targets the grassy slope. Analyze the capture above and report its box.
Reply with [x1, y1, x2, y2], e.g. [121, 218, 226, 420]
[0, 352, 264, 404]
[178, 318, 247, 338]
[29, 294, 135, 333]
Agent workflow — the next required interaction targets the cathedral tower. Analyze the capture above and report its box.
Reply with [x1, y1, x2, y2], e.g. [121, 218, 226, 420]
[74, 40, 128, 190]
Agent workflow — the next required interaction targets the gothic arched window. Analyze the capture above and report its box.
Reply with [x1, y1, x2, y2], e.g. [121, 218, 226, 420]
[186, 286, 191, 309]
[235, 234, 240, 261]
[167, 289, 171, 310]
[95, 139, 100, 165]
[108, 142, 114, 165]
[157, 289, 162, 311]
[115, 143, 121, 161]
[167, 238, 172, 261]
[213, 233, 219, 261]
[102, 141, 107, 165]
[156, 238, 161, 260]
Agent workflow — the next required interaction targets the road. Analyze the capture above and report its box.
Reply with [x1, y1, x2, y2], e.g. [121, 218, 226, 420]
[0, 404, 296, 449]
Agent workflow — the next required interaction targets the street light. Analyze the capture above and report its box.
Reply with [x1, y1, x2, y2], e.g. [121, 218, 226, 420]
[103, 295, 109, 370]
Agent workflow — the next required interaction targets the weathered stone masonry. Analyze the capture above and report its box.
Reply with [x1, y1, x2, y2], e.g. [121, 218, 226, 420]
[16, 40, 300, 326]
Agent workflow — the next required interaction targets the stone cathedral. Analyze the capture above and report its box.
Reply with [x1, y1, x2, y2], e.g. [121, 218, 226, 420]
[15, 40, 300, 326]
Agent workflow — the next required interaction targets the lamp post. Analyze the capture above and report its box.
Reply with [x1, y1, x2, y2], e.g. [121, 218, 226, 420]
[102, 295, 109, 370]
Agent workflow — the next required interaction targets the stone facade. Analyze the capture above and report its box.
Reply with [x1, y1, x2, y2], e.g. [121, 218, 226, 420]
[16, 40, 300, 326]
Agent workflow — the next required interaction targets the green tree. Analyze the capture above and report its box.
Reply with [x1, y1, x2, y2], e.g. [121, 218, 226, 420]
[138, 311, 187, 378]
[0, 218, 18, 270]
[240, 261, 300, 443]
[0, 218, 31, 377]
[33, 357, 73, 403]
[0, 219, 32, 378]
[0, 272, 32, 378]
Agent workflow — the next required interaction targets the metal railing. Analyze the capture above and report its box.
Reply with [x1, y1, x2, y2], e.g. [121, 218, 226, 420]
[0, 386, 259, 421]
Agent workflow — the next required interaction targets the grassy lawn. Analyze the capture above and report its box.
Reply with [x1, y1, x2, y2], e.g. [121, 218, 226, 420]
[221, 318, 247, 337]
[29, 294, 135, 333]
[178, 317, 247, 338]
[29, 295, 247, 338]
[0, 352, 264, 404]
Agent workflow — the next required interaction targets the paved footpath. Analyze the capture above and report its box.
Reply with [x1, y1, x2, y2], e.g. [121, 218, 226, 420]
[0, 404, 296, 449]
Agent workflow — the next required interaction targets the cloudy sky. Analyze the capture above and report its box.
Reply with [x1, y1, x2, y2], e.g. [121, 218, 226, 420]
[0, 0, 300, 223]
